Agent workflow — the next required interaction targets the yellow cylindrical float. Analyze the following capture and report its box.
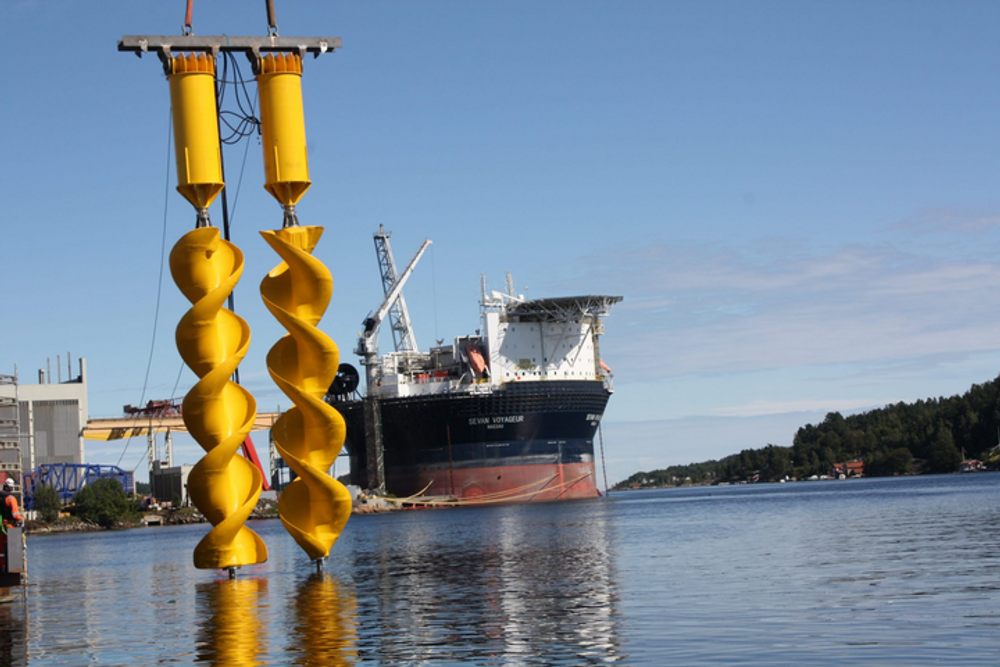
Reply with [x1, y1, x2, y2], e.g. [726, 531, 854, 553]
[167, 54, 224, 214]
[257, 53, 311, 209]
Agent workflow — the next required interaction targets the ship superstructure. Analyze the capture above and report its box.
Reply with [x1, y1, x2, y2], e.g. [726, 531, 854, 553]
[372, 281, 618, 398]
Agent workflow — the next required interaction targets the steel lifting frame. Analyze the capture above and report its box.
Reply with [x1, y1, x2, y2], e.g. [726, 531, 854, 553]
[118, 34, 340, 74]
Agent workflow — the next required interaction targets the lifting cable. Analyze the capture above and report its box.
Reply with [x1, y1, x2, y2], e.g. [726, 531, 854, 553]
[217, 53, 260, 146]
[599, 422, 610, 496]
[115, 109, 174, 468]
[430, 244, 439, 344]
[119, 0, 197, 470]
[214, 52, 260, 384]
[266, 0, 279, 36]
[117, 28, 262, 472]
[128, 361, 186, 475]
[216, 52, 259, 230]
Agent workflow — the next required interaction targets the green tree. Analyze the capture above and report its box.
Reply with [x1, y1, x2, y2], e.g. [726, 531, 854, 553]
[885, 447, 914, 475]
[73, 478, 135, 528]
[33, 484, 62, 523]
[762, 444, 790, 481]
[926, 428, 962, 474]
[614, 372, 1000, 485]
[866, 447, 913, 477]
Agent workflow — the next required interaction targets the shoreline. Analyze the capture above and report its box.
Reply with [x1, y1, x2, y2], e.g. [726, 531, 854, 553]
[25, 497, 399, 535]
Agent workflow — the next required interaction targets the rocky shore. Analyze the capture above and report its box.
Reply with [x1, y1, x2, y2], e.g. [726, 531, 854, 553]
[25, 495, 398, 534]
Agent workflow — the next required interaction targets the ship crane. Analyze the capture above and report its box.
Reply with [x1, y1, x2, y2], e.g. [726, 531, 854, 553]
[350, 227, 430, 495]
[355, 227, 432, 391]
[377, 225, 420, 353]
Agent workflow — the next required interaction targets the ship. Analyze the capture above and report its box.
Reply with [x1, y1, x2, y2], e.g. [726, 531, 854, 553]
[326, 227, 621, 504]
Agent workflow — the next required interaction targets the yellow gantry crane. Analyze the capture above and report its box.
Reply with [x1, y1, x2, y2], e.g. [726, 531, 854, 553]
[120, 5, 349, 574]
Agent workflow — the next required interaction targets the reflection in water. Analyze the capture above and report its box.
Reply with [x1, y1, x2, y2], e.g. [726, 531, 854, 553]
[496, 509, 621, 664]
[195, 577, 268, 666]
[288, 573, 358, 666]
[0, 598, 27, 666]
[20, 476, 1000, 664]
[352, 503, 624, 665]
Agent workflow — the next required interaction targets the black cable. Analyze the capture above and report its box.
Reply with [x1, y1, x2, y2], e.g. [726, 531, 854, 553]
[217, 53, 260, 145]
[214, 51, 261, 385]
[229, 52, 258, 119]
[227, 91, 258, 229]
[116, 109, 174, 468]
[122, 54, 261, 473]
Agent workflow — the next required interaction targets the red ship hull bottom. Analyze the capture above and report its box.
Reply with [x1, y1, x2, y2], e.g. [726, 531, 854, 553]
[387, 462, 599, 504]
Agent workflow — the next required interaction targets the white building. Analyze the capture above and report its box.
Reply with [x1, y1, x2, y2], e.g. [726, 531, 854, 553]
[0, 358, 88, 473]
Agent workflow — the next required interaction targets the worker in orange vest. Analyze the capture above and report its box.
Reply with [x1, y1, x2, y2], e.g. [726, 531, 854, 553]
[0, 478, 21, 529]
[0, 478, 22, 573]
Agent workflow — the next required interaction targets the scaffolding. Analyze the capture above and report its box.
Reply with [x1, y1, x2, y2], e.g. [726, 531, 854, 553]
[0, 371, 22, 498]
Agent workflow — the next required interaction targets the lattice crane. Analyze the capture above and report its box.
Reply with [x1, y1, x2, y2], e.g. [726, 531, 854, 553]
[356, 230, 432, 389]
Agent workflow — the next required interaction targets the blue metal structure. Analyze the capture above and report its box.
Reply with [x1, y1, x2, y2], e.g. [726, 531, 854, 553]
[23, 464, 135, 509]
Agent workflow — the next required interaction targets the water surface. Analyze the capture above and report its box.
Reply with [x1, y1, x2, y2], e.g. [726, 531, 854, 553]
[5, 473, 1000, 665]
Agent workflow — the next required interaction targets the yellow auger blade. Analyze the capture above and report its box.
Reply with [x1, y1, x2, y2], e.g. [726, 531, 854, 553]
[171, 227, 267, 570]
[261, 226, 351, 560]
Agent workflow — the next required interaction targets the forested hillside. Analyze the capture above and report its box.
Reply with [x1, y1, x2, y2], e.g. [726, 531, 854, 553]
[616, 375, 1000, 489]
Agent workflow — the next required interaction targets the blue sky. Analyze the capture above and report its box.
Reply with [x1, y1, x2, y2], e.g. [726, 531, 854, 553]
[3, 1, 1000, 485]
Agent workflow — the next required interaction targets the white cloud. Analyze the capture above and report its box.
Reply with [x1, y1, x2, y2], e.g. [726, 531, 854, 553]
[573, 235, 1000, 381]
[889, 208, 1000, 235]
[708, 398, 888, 418]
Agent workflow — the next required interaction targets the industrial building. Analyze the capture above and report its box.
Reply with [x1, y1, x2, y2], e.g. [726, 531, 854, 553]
[0, 357, 88, 484]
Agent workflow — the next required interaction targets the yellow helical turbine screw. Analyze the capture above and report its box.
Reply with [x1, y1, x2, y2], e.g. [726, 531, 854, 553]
[171, 227, 268, 569]
[257, 50, 350, 560]
[260, 226, 352, 560]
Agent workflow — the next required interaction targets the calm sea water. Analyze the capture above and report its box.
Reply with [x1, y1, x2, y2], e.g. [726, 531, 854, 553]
[2, 473, 999, 665]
